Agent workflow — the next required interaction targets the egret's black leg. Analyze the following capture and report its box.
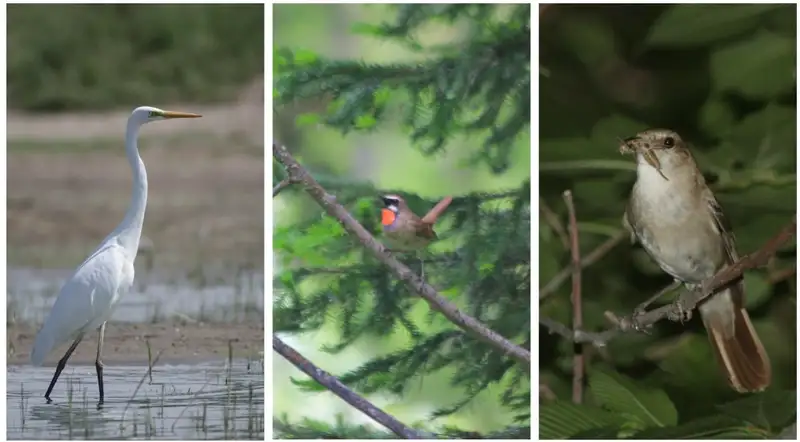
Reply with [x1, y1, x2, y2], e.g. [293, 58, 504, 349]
[44, 334, 84, 402]
[96, 322, 107, 404]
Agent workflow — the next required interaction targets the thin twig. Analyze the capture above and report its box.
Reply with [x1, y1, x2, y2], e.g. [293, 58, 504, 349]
[273, 178, 293, 197]
[541, 215, 797, 346]
[273, 142, 531, 368]
[540, 231, 627, 299]
[769, 264, 796, 285]
[273, 335, 427, 439]
[562, 190, 584, 404]
[539, 317, 617, 347]
[539, 197, 569, 249]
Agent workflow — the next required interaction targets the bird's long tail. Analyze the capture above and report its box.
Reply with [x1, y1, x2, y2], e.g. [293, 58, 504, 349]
[421, 196, 453, 224]
[699, 286, 771, 393]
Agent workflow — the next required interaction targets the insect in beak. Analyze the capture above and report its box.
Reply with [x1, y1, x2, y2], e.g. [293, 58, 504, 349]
[618, 136, 668, 181]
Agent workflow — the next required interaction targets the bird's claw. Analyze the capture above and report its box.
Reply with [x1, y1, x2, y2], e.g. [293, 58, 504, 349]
[668, 299, 692, 323]
[629, 309, 652, 334]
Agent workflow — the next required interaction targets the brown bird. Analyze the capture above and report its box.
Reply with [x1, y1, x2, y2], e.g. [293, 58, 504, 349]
[380, 194, 452, 251]
[621, 128, 771, 393]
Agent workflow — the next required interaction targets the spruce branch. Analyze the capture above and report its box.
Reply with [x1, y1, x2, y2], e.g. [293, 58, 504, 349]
[273, 142, 531, 368]
[541, 215, 796, 347]
[273, 336, 427, 439]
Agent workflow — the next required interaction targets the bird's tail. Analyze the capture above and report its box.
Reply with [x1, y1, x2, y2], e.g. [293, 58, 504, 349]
[699, 286, 771, 393]
[421, 196, 453, 224]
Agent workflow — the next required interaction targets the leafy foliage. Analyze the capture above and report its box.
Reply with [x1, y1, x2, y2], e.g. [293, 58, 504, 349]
[274, 4, 530, 438]
[275, 4, 530, 173]
[8, 4, 263, 110]
[540, 4, 796, 438]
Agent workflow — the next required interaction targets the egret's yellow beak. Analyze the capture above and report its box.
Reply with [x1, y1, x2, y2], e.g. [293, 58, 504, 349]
[162, 111, 202, 119]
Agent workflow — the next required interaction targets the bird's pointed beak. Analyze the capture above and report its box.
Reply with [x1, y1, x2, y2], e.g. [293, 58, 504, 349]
[619, 135, 662, 172]
[162, 111, 202, 119]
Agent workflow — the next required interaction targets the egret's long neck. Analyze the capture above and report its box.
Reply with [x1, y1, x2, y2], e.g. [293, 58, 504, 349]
[110, 119, 148, 257]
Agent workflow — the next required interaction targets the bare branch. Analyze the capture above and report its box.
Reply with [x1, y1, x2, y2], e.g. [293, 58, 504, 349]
[539, 196, 569, 249]
[273, 142, 531, 368]
[273, 336, 427, 439]
[273, 178, 294, 197]
[540, 215, 797, 346]
[562, 190, 584, 404]
[540, 231, 627, 299]
[769, 264, 796, 285]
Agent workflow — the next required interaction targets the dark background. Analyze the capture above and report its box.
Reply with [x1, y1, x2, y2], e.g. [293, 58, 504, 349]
[539, 4, 796, 438]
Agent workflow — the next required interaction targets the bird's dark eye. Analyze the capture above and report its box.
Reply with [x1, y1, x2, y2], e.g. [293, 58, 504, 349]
[148, 111, 159, 118]
[664, 137, 675, 148]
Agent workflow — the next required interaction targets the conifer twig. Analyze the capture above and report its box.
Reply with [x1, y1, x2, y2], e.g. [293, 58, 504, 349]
[273, 336, 427, 439]
[562, 190, 584, 404]
[273, 142, 531, 368]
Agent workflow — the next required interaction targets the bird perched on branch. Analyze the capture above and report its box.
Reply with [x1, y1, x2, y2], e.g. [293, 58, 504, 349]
[380, 194, 452, 251]
[620, 128, 771, 393]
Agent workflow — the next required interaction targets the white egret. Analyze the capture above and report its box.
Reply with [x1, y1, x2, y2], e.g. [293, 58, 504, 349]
[30, 106, 202, 403]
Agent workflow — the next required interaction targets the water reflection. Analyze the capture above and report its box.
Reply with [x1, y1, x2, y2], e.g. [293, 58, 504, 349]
[8, 360, 264, 440]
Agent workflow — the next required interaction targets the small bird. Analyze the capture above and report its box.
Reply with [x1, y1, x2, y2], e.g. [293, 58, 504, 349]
[380, 194, 453, 251]
[620, 128, 771, 393]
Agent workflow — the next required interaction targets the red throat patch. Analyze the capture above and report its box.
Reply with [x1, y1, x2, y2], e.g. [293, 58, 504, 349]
[381, 209, 396, 226]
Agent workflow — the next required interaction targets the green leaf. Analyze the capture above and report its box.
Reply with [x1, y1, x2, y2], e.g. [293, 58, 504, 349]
[716, 389, 797, 430]
[656, 334, 727, 393]
[646, 4, 785, 48]
[710, 31, 795, 100]
[698, 97, 737, 137]
[634, 414, 772, 439]
[373, 87, 392, 106]
[354, 114, 377, 129]
[589, 369, 679, 428]
[723, 104, 796, 173]
[569, 426, 625, 439]
[294, 49, 319, 65]
[296, 112, 321, 127]
[539, 400, 626, 439]
[350, 22, 384, 36]
[743, 271, 771, 310]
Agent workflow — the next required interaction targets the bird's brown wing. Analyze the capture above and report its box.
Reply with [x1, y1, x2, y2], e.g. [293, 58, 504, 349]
[705, 191, 738, 263]
[414, 219, 437, 239]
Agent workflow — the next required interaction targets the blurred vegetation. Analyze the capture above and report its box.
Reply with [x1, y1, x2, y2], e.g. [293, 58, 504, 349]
[540, 4, 796, 439]
[274, 4, 530, 439]
[7, 4, 264, 111]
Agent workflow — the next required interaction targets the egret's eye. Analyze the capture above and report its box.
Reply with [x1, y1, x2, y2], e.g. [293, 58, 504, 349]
[664, 137, 675, 148]
[148, 111, 159, 118]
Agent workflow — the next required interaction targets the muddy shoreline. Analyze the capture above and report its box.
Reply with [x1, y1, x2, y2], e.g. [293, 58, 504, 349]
[7, 320, 264, 365]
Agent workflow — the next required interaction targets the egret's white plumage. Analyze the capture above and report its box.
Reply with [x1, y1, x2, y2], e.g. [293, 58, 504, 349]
[30, 106, 201, 402]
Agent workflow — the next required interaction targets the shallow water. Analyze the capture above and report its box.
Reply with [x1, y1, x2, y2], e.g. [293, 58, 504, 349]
[7, 359, 264, 439]
[7, 267, 264, 324]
